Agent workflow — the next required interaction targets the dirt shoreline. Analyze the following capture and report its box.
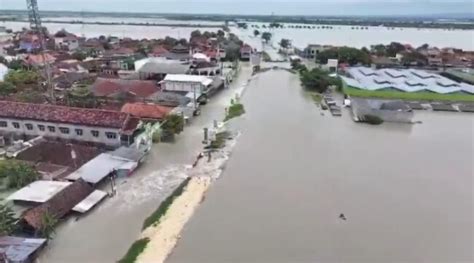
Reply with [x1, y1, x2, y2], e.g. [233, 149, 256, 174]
[136, 176, 211, 263]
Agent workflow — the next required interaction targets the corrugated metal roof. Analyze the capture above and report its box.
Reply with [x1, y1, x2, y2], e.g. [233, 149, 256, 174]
[344, 67, 474, 94]
[164, 74, 213, 86]
[0, 236, 46, 262]
[65, 153, 137, 184]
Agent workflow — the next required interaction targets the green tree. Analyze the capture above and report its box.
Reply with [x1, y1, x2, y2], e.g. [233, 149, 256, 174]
[386, 42, 405, 57]
[401, 51, 428, 66]
[279, 38, 291, 49]
[0, 82, 16, 95]
[300, 68, 330, 93]
[224, 43, 241, 61]
[217, 30, 225, 38]
[72, 51, 87, 61]
[4, 70, 39, 86]
[7, 60, 24, 70]
[253, 30, 260, 37]
[261, 32, 272, 43]
[318, 47, 370, 66]
[0, 56, 7, 65]
[0, 160, 40, 189]
[190, 30, 202, 39]
[0, 203, 18, 235]
[161, 114, 184, 141]
[371, 44, 387, 56]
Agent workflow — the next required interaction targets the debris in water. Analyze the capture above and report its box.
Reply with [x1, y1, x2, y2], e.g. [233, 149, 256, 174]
[339, 213, 347, 221]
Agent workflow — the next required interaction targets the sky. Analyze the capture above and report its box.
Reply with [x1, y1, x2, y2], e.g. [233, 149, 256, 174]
[0, 0, 473, 16]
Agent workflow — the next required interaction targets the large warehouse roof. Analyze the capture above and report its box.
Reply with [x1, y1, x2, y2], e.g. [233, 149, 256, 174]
[342, 67, 474, 94]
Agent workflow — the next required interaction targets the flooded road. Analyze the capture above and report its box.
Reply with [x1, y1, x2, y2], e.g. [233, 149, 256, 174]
[38, 64, 253, 263]
[168, 69, 474, 262]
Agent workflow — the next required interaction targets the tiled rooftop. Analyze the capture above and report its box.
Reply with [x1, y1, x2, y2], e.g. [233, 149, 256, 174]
[0, 101, 132, 129]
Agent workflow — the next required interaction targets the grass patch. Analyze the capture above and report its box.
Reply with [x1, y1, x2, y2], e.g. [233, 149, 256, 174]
[344, 86, 474, 102]
[262, 51, 271, 62]
[208, 131, 231, 149]
[118, 238, 150, 263]
[309, 93, 323, 104]
[142, 177, 191, 230]
[224, 103, 245, 122]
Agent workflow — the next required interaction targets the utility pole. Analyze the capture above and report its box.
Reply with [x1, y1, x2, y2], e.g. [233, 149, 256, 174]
[26, 0, 55, 104]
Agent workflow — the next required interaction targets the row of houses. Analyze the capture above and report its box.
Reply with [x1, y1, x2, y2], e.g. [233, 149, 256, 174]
[0, 27, 250, 261]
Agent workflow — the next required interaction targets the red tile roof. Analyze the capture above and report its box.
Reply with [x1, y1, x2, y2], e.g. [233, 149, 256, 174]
[121, 103, 173, 120]
[25, 53, 56, 66]
[0, 100, 135, 130]
[22, 179, 93, 231]
[92, 78, 158, 98]
[151, 46, 170, 57]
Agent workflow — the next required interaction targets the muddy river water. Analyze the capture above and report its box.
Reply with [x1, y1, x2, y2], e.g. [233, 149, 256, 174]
[167, 69, 473, 263]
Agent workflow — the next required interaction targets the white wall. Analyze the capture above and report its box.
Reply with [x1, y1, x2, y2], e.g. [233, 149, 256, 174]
[0, 118, 122, 146]
[163, 81, 203, 93]
[0, 63, 8, 82]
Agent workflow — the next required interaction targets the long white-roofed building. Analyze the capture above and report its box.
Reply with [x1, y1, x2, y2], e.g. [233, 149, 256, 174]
[341, 67, 474, 95]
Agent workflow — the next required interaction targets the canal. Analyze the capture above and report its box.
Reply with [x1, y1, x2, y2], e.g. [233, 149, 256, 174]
[168, 69, 473, 262]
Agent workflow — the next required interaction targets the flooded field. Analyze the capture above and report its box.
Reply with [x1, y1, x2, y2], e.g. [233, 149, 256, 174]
[2, 18, 474, 50]
[0, 21, 221, 39]
[233, 23, 474, 50]
[168, 69, 473, 263]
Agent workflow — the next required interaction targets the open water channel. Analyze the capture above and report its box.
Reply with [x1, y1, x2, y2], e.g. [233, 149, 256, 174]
[168, 69, 473, 263]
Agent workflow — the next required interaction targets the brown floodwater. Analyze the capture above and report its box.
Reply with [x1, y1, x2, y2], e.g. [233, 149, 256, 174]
[167, 69, 474, 263]
[37, 65, 253, 263]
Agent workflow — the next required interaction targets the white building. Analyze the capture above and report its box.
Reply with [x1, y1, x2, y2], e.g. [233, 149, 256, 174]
[0, 101, 140, 146]
[162, 74, 213, 94]
[0, 63, 8, 82]
[54, 36, 80, 51]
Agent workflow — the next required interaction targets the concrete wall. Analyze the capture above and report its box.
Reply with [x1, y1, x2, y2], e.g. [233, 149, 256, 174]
[163, 81, 204, 93]
[0, 118, 122, 146]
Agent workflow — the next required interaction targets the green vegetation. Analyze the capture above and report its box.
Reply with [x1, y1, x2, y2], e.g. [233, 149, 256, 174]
[4, 70, 40, 87]
[0, 203, 18, 235]
[317, 47, 371, 66]
[0, 81, 16, 95]
[262, 51, 271, 62]
[161, 114, 185, 141]
[39, 211, 58, 240]
[142, 178, 191, 230]
[291, 60, 307, 72]
[344, 86, 474, 102]
[401, 51, 428, 66]
[0, 160, 40, 190]
[261, 32, 272, 43]
[72, 51, 87, 61]
[224, 103, 245, 122]
[209, 131, 231, 149]
[361, 115, 384, 125]
[253, 30, 260, 37]
[300, 68, 330, 93]
[279, 38, 291, 49]
[310, 93, 323, 104]
[371, 42, 406, 57]
[66, 86, 98, 108]
[118, 238, 151, 263]
[7, 60, 25, 71]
